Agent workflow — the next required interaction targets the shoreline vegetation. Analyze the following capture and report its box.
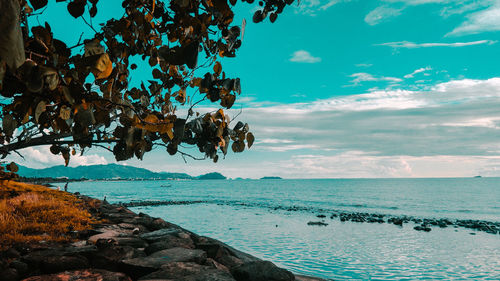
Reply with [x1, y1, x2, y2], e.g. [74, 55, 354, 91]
[121, 199, 500, 235]
[0, 181, 324, 281]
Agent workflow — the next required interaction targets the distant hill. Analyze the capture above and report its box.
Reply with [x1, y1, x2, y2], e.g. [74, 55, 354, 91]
[17, 164, 222, 180]
[197, 172, 226, 180]
[260, 176, 282, 179]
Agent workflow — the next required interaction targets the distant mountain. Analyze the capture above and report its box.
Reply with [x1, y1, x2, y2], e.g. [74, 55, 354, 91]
[260, 176, 282, 180]
[17, 164, 211, 180]
[197, 172, 226, 180]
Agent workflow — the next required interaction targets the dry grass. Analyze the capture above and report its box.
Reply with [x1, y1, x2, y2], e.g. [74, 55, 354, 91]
[0, 180, 99, 247]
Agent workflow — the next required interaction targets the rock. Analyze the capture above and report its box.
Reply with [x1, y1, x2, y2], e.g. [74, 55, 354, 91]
[114, 237, 148, 248]
[316, 215, 326, 218]
[414, 225, 432, 232]
[217, 254, 244, 269]
[196, 242, 242, 269]
[3, 248, 21, 259]
[231, 261, 295, 281]
[9, 260, 28, 276]
[145, 236, 195, 255]
[307, 221, 328, 226]
[91, 245, 145, 271]
[205, 258, 230, 273]
[22, 269, 132, 281]
[0, 268, 18, 281]
[149, 247, 207, 263]
[22, 249, 92, 274]
[195, 237, 258, 265]
[388, 217, 403, 226]
[120, 257, 168, 278]
[181, 270, 236, 281]
[121, 248, 206, 279]
[40, 255, 89, 273]
[138, 262, 211, 280]
[150, 218, 172, 230]
[139, 228, 182, 243]
[88, 230, 122, 243]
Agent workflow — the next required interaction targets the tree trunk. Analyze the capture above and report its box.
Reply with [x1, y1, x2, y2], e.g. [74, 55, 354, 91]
[0, 0, 25, 70]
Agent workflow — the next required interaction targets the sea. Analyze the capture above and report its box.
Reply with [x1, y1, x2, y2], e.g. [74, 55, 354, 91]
[62, 178, 500, 280]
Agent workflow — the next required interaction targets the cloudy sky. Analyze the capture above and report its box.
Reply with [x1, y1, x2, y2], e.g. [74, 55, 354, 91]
[14, 0, 500, 178]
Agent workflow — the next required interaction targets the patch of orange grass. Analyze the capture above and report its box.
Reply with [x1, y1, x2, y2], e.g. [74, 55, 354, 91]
[0, 180, 99, 247]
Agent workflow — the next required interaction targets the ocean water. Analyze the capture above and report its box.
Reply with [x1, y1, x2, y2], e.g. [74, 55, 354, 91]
[64, 178, 500, 280]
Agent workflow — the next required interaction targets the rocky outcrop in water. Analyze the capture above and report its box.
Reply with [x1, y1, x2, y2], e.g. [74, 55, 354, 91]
[120, 199, 500, 235]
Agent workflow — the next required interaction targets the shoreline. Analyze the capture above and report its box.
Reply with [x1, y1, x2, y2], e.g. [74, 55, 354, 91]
[0, 192, 326, 281]
[120, 199, 500, 235]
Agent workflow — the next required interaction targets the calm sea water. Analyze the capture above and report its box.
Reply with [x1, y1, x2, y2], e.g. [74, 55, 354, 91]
[64, 178, 500, 280]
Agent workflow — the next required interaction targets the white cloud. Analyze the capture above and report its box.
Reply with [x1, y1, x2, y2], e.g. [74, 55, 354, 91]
[349, 72, 403, 85]
[365, 6, 403, 25]
[289, 50, 322, 63]
[294, 0, 342, 15]
[448, 3, 500, 35]
[404, 67, 432, 79]
[355, 63, 373, 67]
[233, 77, 500, 162]
[378, 40, 497, 48]
[13, 146, 108, 168]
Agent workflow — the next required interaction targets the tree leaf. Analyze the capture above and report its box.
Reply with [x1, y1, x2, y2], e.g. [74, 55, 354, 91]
[84, 39, 105, 57]
[92, 53, 113, 79]
[6, 162, 18, 173]
[35, 101, 47, 123]
[59, 105, 71, 120]
[246, 132, 254, 148]
[213, 61, 222, 76]
[29, 0, 48, 10]
[67, 0, 86, 18]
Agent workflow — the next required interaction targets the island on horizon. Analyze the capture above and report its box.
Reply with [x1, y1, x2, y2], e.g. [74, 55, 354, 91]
[260, 176, 283, 180]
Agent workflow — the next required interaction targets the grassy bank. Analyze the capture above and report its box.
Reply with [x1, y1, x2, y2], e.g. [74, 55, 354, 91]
[0, 180, 98, 247]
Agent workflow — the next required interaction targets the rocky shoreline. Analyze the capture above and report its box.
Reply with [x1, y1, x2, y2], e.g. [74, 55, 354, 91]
[0, 194, 325, 281]
[120, 199, 500, 235]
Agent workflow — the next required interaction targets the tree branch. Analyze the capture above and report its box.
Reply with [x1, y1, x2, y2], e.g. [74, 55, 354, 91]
[0, 132, 118, 157]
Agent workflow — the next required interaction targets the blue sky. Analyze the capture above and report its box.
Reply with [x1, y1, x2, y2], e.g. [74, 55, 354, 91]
[14, 0, 500, 178]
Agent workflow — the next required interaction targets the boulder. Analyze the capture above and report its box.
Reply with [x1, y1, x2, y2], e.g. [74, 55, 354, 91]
[22, 249, 91, 274]
[181, 270, 236, 281]
[10, 260, 28, 276]
[120, 257, 171, 279]
[0, 268, 18, 281]
[114, 237, 148, 248]
[138, 262, 211, 280]
[307, 221, 328, 226]
[231, 261, 295, 281]
[88, 230, 122, 243]
[22, 269, 132, 281]
[139, 262, 235, 281]
[149, 247, 207, 263]
[40, 255, 89, 273]
[91, 245, 145, 271]
[145, 236, 195, 255]
[139, 228, 182, 243]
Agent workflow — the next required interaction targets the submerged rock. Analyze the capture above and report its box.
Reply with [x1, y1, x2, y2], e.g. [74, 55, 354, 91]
[414, 224, 432, 232]
[307, 221, 328, 226]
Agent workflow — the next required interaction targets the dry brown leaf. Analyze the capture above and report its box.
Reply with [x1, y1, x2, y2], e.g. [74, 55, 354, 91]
[92, 53, 113, 79]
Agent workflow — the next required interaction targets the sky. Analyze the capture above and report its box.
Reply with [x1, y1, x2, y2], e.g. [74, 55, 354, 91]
[12, 0, 500, 178]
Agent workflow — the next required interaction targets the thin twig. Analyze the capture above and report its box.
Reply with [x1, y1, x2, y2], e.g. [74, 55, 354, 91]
[81, 15, 99, 34]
